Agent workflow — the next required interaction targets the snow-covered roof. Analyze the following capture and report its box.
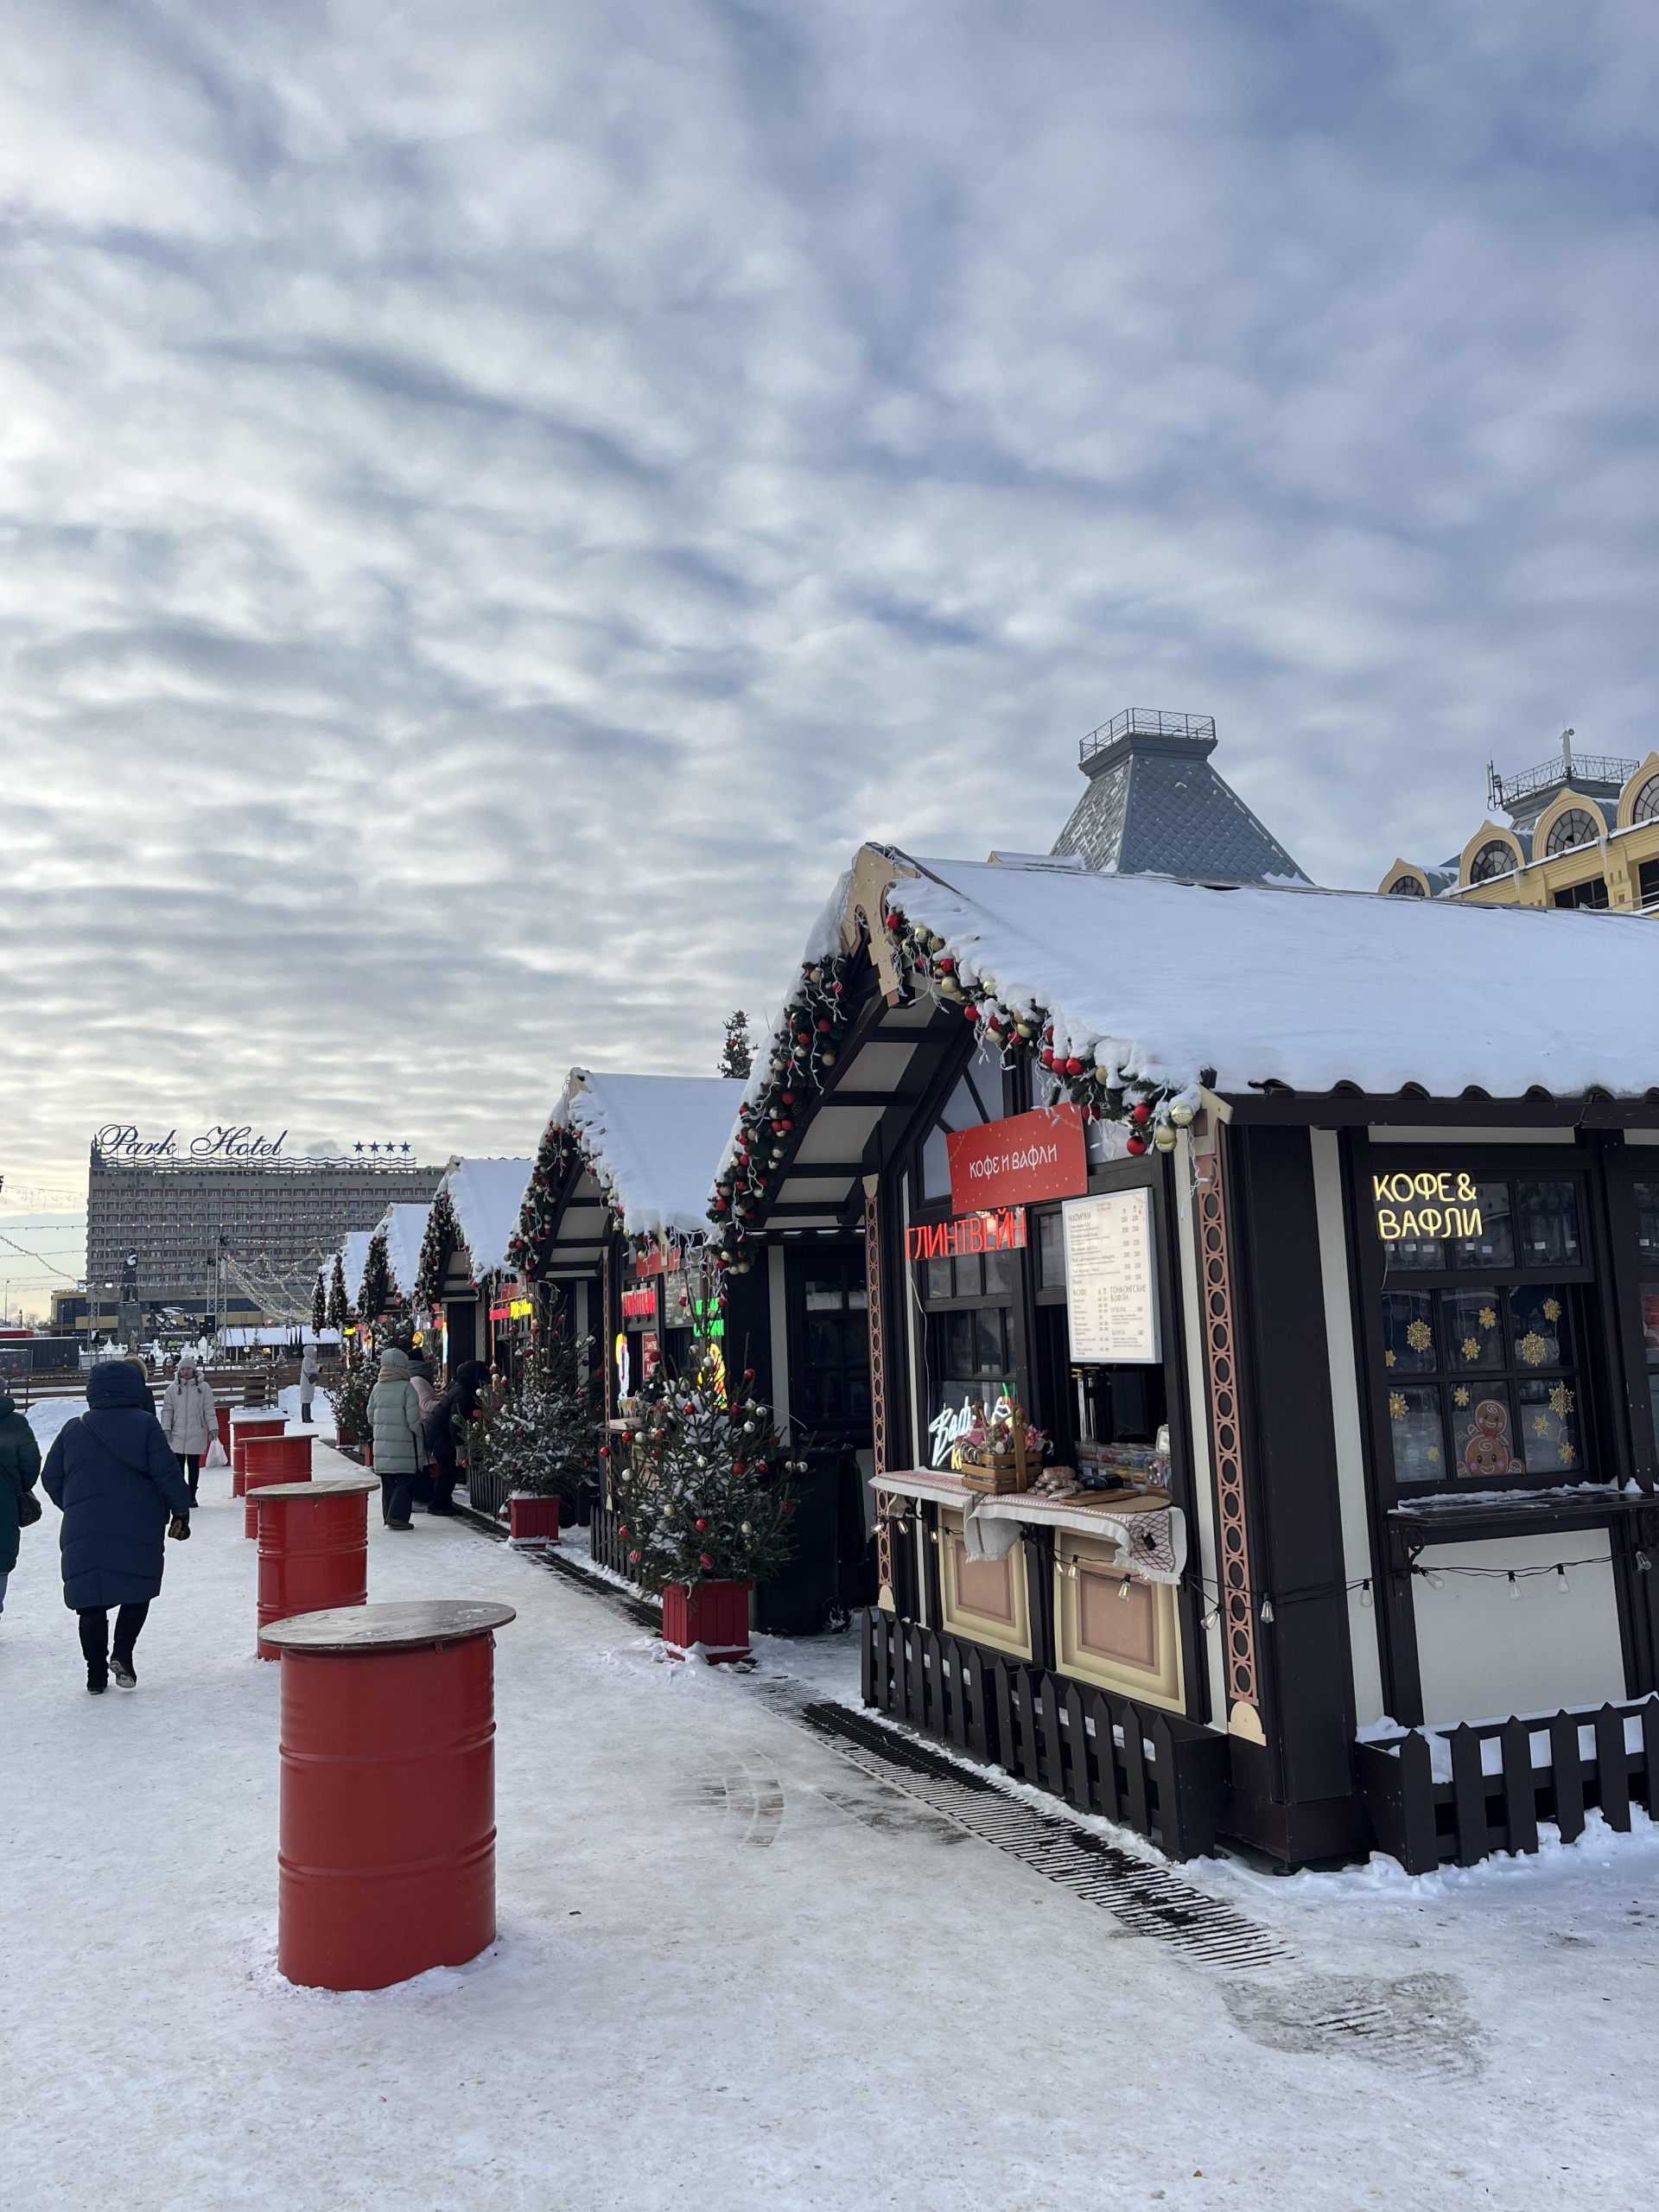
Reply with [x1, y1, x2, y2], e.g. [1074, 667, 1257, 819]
[867, 849, 1659, 1102]
[337, 1230, 374, 1306]
[378, 1203, 431, 1296]
[443, 1158, 534, 1276]
[555, 1071, 744, 1238]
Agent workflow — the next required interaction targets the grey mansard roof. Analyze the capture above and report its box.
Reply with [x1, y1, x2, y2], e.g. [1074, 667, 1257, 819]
[1050, 718, 1309, 886]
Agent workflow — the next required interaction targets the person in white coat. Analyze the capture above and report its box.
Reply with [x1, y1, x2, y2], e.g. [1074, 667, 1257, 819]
[159, 1359, 219, 1506]
[300, 1341, 321, 1427]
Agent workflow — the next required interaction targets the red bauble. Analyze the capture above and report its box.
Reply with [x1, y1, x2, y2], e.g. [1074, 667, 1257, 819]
[1126, 1135, 1147, 1155]
[1065, 1056, 1083, 1077]
[699, 1554, 714, 1570]
[599, 1446, 611, 1460]
[964, 1003, 979, 1021]
[695, 1517, 708, 1532]
[1131, 1102, 1151, 1125]
[1040, 1048, 1055, 1070]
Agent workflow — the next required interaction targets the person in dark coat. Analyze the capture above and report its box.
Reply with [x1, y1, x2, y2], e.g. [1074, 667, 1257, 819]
[429, 1359, 488, 1516]
[0, 1390, 42, 1618]
[41, 1363, 193, 1693]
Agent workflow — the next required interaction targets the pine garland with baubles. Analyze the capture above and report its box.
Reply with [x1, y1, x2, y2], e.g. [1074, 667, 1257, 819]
[607, 1356, 801, 1595]
[416, 1186, 464, 1307]
[711, 951, 856, 1277]
[880, 900, 1201, 1156]
[507, 1122, 583, 1277]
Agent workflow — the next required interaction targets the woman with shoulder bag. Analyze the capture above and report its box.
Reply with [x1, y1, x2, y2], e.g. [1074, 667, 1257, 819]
[0, 1388, 43, 1620]
[41, 1363, 193, 1693]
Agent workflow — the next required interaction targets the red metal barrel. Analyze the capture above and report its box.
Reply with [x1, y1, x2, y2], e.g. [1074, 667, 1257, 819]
[254, 1475, 376, 1656]
[214, 1404, 232, 1464]
[232, 1414, 287, 1497]
[264, 1600, 517, 1992]
[243, 1432, 313, 1536]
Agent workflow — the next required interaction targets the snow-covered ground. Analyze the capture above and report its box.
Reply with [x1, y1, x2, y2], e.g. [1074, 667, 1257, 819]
[3, 1444, 1656, 2210]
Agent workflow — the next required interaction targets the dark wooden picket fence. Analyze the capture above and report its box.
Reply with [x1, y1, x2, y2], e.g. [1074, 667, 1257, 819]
[467, 1460, 511, 1521]
[860, 1608, 1228, 1862]
[589, 1503, 632, 1578]
[1358, 1696, 1659, 1873]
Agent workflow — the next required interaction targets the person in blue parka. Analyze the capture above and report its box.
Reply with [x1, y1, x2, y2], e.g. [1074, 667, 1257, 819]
[41, 1362, 193, 1694]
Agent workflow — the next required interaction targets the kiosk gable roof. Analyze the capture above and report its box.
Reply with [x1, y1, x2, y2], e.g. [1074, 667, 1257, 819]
[338, 1229, 373, 1306]
[378, 1203, 431, 1296]
[445, 1158, 534, 1276]
[883, 851, 1659, 1103]
[557, 1072, 742, 1238]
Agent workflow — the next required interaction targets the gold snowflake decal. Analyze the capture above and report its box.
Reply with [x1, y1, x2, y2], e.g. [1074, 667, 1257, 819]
[1478, 1306, 1497, 1330]
[1558, 1440, 1577, 1467]
[1384, 1349, 1396, 1369]
[1548, 1383, 1574, 1416]
[1406, 1319, 1433, 1353]
[1427, 1446, 1441, 1463]
[1461, 1337, 1481, 1363]
[1532, 1414, 1551, 1439]
[1453, 1386, 1471, 1408]
[1542, 1297, 1561, 1322]
[1389, 1391, 1408, 1421]
[1519, 1331, 1548, 1367]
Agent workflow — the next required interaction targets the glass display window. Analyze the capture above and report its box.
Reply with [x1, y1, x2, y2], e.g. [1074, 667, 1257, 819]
[1630, 1179, 1659, 1447]
[790, 1248, 871, 1431]
[1370, 1166, 1592, 1493]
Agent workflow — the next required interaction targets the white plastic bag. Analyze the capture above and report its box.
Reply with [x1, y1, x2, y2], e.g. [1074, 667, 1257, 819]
[204, 1435, 229, 1469]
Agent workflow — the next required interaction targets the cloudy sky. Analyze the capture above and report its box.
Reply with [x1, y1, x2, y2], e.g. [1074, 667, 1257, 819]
[3, 2, 1658, 1287]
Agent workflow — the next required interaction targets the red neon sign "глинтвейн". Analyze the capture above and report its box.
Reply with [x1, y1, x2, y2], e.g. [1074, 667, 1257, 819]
[906, 1209, 1027, 1262]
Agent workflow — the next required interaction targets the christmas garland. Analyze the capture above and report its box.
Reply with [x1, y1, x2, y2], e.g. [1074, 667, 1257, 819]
[415, 1185, 468, 1307]
[506, 1121, 585, 1278]
[710, 948, 857, 1275]
[880, 900, 1200, 1151]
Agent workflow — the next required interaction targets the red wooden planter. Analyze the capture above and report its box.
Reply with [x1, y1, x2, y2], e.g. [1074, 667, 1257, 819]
[662, 1580, 752, 1663]
[507, 1495, 561, 1550]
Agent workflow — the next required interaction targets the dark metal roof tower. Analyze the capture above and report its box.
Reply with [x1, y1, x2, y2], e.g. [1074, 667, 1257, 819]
[1050, 709, 1309, 884]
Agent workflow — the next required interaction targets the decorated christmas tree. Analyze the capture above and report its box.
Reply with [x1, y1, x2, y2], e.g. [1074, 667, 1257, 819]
[310, 1274, 326, 1335]
[469, 1326, 601, 1506]
[608, 1355, 799, 1595]
[718, 1010, 753, 1080]
[326, 1252, 351, 1335]
[358, 1230, 393, 1328]
[331, 1338, 375, 1449]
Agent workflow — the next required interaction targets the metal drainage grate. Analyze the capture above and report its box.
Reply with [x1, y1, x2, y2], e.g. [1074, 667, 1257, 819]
[800, 1701, 1288, 1973]
[537, 1547, 664, 1632]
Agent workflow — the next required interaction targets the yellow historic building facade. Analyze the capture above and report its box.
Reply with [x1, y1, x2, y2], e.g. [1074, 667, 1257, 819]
[1380, 736, 1659, 912]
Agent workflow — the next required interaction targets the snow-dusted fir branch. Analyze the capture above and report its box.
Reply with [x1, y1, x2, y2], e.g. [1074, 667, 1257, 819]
[415, 1185, 467, 1307]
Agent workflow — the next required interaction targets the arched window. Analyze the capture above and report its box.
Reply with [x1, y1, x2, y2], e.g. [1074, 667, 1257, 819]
[1387, 874, 1427, 898]
[1545, 808, 1600, 855]
[1631, 772, 1659, 823]
[1469, 840, 1516, 883]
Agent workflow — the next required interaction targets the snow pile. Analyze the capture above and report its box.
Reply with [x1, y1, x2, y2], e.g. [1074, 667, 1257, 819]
[557, 1072, 742, 1239]
[877, 853, 1659, 1101]
[24, 1396, 85, 1452]
[376, 1202, 431, 1296]
[444, 1158, 534, 1275]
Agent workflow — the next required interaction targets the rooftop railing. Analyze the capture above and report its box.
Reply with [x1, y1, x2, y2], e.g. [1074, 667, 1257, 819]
[1488, 750, 1639, 813]
[1080, 708, 1216, 766]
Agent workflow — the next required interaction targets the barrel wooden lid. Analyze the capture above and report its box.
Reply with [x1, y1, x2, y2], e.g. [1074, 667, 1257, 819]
[252, 1475, 378, 1504]
[229, 1409, 286, 1425]
[258, 1599, 517, 1652]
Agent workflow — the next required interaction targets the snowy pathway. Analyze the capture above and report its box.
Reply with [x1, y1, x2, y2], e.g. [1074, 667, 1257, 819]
[3, 1444, 1657, 2210]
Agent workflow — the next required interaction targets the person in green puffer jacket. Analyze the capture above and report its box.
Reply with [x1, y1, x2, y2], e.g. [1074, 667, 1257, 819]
[0, 1392, 43, 1618]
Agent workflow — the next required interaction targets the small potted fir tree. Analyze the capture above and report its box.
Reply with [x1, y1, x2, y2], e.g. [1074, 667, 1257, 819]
[477, 1334, 599, 1549]
[609, 1357, 799, 1661]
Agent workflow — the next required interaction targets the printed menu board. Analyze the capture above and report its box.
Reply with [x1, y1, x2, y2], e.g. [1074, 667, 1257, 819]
[1062, 1190, 1160, 1364]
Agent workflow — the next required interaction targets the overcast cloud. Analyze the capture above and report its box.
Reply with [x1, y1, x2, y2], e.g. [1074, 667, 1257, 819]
[3, 1, 1658, 1224]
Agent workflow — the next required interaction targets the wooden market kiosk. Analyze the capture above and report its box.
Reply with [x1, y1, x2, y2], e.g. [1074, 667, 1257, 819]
[710, 844, 1659, 1868]
[509, 1071, 744, 1556]
[414, 1158, 534, 1382]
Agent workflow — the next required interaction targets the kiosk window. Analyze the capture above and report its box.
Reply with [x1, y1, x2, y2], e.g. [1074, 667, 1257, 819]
[1376, 1172, 1590, 1491]
[1631, 1181, 1659, 1445]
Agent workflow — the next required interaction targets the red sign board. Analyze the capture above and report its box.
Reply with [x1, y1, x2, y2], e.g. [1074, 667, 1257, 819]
[947, 1103, 1088, 1214]
[906, 1208, 1027, 1262]
[621, 1286, 657, 1322]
